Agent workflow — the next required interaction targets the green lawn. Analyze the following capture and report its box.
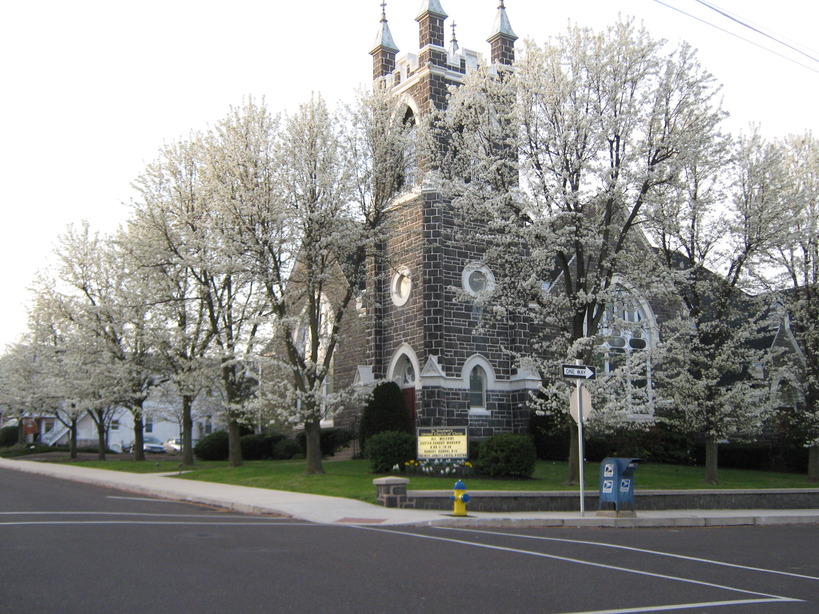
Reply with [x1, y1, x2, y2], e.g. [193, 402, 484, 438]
[67, 458, 818, 505]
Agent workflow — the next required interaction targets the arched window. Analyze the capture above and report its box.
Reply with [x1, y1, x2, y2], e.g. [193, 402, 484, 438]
[469, 365, 487, 409]
[402, 107, 417, 189]
[600, 298, 650, 372]
[596, 283, 657, 418]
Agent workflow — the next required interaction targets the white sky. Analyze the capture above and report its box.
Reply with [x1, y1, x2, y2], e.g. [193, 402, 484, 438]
[2, 0, 818, 351]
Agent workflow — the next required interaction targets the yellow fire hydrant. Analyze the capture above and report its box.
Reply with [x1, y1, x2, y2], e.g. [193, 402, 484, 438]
[450, 480, 471, 516]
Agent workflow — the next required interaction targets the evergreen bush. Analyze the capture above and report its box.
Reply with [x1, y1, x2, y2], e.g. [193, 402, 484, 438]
[272, 438, 302, 460]
[0, 425, 18, 448]
[478, 433, 537, 478]
[359, 381, 413, 455]
[193, 431, 230, 461]
[528, 411, 571, 461]
[365, 431, 416, 473]
[240, 433, 285, 460]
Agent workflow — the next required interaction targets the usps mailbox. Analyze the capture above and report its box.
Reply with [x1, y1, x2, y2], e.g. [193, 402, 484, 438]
[598, 457, 640, 514]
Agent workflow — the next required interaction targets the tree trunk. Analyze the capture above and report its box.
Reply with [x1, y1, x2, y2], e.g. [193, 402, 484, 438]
[227, 418, 243, 468]
[704, 436, 719, 485]
[564, 426, 580, 486]
[808, 444, 819, 482]
[96, 418, 106, 461]
[133, 416, 145, 462]
[182, 394, 194, 466]
[69, 419, 78, 460]
[303, 418, 325, 475]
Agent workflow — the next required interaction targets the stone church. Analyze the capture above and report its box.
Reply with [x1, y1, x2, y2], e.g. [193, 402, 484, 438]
[334, 1, 542, 439]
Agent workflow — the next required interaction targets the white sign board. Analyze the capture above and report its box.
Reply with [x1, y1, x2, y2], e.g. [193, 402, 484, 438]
[417, 427, 468, 459]
[569, 386, 593, 424]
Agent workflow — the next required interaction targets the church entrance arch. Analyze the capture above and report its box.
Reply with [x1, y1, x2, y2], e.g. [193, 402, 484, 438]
[387, 344, 420, 430]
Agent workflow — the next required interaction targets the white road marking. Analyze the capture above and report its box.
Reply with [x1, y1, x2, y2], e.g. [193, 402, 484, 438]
[440, 527, 819, 582]
[0, 520, 309, 526]
[555, 599, 798, 614]
[106, 496, 177, 502]
[355, 526, 803, 609]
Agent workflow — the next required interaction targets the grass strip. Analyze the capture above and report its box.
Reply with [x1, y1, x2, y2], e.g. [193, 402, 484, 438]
[65, 458, 817, 505]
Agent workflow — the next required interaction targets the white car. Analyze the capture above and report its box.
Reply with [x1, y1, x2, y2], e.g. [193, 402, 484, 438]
[136, 435, 166, 454]
[164, 438, 182, 453]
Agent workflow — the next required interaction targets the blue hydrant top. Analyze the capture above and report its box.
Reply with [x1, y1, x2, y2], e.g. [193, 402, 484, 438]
[454, 480, 466, 490]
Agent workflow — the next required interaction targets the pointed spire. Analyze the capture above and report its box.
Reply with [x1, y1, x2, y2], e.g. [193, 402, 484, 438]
[488, 0, 517, 66]
[416, 0, 447, 60]
[416, 0, 448, 20]
[371, 2, 398, 81]
[372, 1, 398, 53]
[489, 0, 517, 41]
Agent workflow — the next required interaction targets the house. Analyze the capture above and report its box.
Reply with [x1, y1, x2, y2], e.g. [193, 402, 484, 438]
[17, 385, 224, 452]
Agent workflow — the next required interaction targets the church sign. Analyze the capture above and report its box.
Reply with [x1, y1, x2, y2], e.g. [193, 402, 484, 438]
[417, 427, 468, 460]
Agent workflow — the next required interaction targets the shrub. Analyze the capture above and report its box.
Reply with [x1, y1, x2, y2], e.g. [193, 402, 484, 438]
[528, 411, 571, 461]
[272, 438, 302, 460]
[478, 433, 537, 478]
[365, 431, 416, 473]
[240, 433, 285, 460]
[359, 381, 413, 455]
[0, 443, 54, 458]
[0, 425, 19, 448]
[295, 428, 354, 457]
[194, 431, 230, 461]
[469, 439, 482, 462]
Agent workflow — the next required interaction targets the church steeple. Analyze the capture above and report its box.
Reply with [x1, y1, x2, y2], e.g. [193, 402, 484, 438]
[371, 1, 399, 80]
[488, 0, 517, 66]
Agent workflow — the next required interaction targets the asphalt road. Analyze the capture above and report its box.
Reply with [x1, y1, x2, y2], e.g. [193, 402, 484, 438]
[1, 469, 817, 614]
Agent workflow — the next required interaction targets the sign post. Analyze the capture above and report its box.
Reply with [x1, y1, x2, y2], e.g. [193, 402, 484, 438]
[561, 363, 596, 516]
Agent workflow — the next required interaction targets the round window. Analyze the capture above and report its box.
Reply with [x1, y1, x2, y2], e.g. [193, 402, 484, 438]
[391, 267, 412, 306]
[468, 270, 487, 294]
[462, 263, 495, 298]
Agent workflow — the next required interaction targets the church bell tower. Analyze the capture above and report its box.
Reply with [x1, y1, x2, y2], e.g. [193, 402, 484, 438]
[357, 1, 538, 440]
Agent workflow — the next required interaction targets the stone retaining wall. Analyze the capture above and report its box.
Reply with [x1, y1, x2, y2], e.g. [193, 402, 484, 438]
[374, 479, 819, 512]
[406, 489, 819, 512]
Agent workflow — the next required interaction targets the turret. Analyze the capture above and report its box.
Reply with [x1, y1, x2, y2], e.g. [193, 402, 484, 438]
[371, 1, 399, 80]
[416, 0, 448, 69]
[488, 0, 517, 66]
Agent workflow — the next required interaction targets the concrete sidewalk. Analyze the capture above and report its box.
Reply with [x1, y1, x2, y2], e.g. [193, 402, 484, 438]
[3, 457, 818, 528]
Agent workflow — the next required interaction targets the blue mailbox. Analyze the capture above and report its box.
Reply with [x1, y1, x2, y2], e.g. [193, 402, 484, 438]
[598, 458, 641, 514]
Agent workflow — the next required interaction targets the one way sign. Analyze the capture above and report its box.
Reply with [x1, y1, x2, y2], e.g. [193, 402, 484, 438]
[561, 364, 596, 380]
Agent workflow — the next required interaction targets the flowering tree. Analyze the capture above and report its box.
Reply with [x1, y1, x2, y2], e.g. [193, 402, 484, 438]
[221, 91, 410, 474]
[647, 126, 790, 483]
[37, 223, 162, 460]
[764, 132, 819, 481]
[129, 90, 409, 473]
[439, 20, 725, 483]
[130, 137, 223, 466]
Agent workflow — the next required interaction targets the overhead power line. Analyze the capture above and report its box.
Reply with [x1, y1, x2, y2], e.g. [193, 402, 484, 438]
[693, 0, 819, 67]
[651, 0, 819, 76]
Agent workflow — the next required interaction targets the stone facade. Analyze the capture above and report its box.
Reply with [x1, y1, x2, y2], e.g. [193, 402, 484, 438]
[335, 2, 536, 440]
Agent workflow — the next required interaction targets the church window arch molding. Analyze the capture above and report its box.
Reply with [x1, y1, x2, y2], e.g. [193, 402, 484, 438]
[461, 354, 496, 415]
[598, 280, 659, 366]
[387, 343, 421, 391]
[398, 95, 420, 190]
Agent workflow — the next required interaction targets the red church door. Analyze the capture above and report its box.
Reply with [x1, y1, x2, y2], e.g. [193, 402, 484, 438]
[402, 387, 417, 431]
